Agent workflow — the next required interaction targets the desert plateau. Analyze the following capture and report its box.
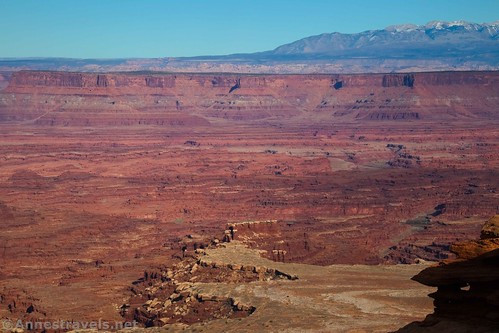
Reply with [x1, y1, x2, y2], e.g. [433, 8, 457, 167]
[0, 69, 497, 332]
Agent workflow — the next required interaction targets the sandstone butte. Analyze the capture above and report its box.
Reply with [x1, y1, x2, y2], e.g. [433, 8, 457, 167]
[0, 70, 498, 332]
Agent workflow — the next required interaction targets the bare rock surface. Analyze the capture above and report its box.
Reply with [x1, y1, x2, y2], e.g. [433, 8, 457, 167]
[481, 215, 499, 239]
[113, 242, 433, 332]
[396, 215, 499, 332]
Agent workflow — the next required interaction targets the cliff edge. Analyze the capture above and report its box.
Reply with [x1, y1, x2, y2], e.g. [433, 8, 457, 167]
[1, 71, 498, 126]
[395, 215, 499, 332]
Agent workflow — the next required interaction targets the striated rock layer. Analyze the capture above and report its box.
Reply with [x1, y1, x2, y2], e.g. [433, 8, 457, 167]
[1, 70, 498, 126]
[0, 70, 498, 328]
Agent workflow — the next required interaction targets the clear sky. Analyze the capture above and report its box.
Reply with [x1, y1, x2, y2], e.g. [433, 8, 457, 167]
[0, 0, 498, 58]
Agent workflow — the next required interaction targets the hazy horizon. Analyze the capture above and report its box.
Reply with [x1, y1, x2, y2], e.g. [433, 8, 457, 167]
[0, 0, 498, 59]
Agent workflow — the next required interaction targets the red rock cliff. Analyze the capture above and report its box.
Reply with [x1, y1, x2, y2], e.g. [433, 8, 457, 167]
[1, 70, 498, 126]
[7, 71, 498, 89]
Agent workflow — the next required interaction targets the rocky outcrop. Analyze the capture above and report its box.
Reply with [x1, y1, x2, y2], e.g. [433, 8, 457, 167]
[395, 215, 499, 332]
[124, 269, 256, 327]
[382, 74, 415, 87]
[481, 215, 499, 239]
[447, 215, 499, 260]
[144, 76, 175, 88]
[120, 249, 299, 328]
[0, 287, 48, 330]
[387, 145, 422, 168]
[96, 74, 108, 87]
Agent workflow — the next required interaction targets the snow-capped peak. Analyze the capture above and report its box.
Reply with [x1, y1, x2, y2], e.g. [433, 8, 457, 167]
[424, 20, 480, 31]
[425, 21, 446, 30]
[385, 24, 419, 32]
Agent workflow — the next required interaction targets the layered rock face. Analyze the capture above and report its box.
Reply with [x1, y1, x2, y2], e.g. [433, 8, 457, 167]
[1, 71, 498, 125]
[396, 215, 499, 332]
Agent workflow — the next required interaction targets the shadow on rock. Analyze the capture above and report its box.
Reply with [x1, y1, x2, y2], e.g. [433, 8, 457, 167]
[393, 215, 499, 333]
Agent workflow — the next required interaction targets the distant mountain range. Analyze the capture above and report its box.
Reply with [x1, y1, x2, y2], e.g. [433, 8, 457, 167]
[267, 20, 499, 58]
[1, 21, 498, 74]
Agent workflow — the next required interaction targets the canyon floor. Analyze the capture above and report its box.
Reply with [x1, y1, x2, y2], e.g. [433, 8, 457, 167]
[0, 71, 498, 331]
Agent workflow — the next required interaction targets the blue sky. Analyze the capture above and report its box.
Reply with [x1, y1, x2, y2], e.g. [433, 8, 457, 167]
[0, 0, 498, 58]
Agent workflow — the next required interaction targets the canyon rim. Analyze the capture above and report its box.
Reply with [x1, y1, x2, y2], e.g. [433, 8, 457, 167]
[0, 5, 498, 331]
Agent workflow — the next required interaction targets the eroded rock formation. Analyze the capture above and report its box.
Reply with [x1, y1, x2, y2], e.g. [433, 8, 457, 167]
[120, 246, 298, 327]
[395, 215, 499, 332]
[1, 70, 498, 126]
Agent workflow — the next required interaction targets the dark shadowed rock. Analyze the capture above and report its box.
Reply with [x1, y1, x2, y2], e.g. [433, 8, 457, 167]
[394, 216, 499, 332]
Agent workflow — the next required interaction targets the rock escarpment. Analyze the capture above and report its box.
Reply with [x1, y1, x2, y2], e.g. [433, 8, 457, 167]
[1, 70, 498, 126]
[382, 74, 415, 87]
[395, 215, 499, 332]
[6, 70, 498, 91]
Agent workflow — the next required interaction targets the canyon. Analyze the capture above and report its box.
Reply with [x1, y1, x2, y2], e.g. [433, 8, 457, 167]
[0, 70, 498, 331]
